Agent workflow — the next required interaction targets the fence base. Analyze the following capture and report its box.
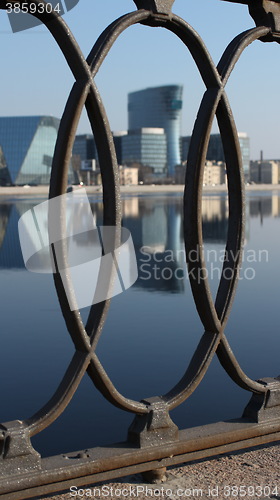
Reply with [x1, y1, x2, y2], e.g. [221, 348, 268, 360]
[0, 417, 280, 500]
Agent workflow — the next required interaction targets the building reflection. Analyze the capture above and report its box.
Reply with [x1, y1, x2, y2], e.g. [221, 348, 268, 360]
[0, 203, 25, 268]
[1, 193, 279, 295]
[201, 196, 229, 243]
[125, 197, 185, 293]
[249, 195, 280, 222]
[0, 204, 11, 250]
[272, 195, 280, 217]
[120, 195, 230, 294]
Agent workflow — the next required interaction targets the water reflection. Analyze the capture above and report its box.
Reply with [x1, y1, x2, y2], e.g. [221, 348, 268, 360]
[0, 203, 24, 268]
[98, 195, 229, 294]
[0, 191, 280, 456]
[0, 192, 279, 277]
[0, 204, 11, 249]
[124, 198, 185, 293]
[249, 194, 280, 221]
[201, 195, 228, 243]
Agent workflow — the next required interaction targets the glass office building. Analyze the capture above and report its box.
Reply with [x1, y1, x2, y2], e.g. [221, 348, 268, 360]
[122, 128, 167, 175]
[73, 134, 96, 162]
[0, 116, 62, 185]
[128, 85, 183, 177]
[182, 132, 250, 179]
[237, 132, 250, 179]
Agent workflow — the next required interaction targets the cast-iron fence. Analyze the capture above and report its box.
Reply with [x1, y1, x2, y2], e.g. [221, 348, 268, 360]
[0, 0, 280, 498]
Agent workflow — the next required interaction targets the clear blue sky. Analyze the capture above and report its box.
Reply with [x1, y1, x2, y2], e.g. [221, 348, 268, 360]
[1, 0, 280, 159]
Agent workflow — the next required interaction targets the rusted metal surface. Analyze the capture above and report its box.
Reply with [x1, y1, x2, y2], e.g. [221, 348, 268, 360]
[133, 0, 175, 14]
[222, 0, 280, 41]
[0, 0, 280, 497]
[1, 420, 280, 499]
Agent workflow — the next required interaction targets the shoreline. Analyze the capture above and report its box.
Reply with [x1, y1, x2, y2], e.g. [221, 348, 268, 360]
[1, 183, 280, 197]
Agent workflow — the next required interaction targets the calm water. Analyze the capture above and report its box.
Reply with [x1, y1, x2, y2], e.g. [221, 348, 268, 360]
[0, 191, 279, 457]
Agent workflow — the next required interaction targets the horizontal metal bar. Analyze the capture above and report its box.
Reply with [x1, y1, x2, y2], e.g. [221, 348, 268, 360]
[1, 418, 280, 500]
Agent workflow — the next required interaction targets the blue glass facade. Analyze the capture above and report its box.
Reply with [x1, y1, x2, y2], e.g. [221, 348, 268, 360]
[73, 134, 96, 162]
[122, 128, 167, 175]
[182, 133, 250, 178]
[0, 116, 63, 185]
[128, 85, 183, 177]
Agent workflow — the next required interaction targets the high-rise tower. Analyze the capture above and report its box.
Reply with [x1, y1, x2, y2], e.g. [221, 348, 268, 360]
[128, 85, 183, 177]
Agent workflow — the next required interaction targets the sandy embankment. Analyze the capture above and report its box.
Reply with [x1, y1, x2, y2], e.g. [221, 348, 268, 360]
[0, 183, 280, 197]
[35, 443, 280, 500]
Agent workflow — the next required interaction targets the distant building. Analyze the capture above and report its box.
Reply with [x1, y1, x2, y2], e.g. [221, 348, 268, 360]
[0, 116, 65, 185]
[113, 131, 127, 165]
[73, 134, 96, 166]
[73, 134, 98, 185]
[203, 161, 226, 186]
[175, 163, 186, 184]
[122, 128, 167, 176]
[175, 160, 226, 185]
[181, 132, 250, 179]
[128, 85, 183, 177]
[119, 165, 138, 185]
[237, 133, 250, 178]
[73, 134, 96, 161]
[250, 160, 280, 184]
[81, 159, 96, 171]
